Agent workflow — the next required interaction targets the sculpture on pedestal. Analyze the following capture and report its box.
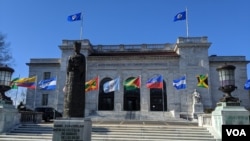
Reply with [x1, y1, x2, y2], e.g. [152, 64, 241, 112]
[63, 41, 86, 118]
[192, 89, 201, 104]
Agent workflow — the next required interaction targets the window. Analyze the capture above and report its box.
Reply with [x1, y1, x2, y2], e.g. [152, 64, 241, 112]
[42, 94, 48, 106]
[123, 89, 140, 111]
[98, 78, 114, 110]
[43, 72, 51, 79]
[150, 81, 167, 111]
[123, 77, 140, 111]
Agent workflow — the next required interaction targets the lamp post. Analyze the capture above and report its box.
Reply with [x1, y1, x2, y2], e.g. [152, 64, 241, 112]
[0, 65, 14, 104]
[216, 64, 239, 103]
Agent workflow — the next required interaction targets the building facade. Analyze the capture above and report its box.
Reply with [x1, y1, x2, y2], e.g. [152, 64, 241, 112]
[25, 36, 250, 120]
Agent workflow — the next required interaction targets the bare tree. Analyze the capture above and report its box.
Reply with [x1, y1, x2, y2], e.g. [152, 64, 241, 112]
[0, 32, 13, 66]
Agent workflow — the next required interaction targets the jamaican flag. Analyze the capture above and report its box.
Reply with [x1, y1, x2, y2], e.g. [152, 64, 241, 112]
[197, 74, 208, 88]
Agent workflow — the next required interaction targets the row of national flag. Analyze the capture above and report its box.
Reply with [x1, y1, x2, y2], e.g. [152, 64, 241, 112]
[10, 75, 250, 92]
[10, 76, 57, 90]
[100, 75, 164, 93]
[85, 74, 210, 93]
[85, 75, 250, 93]
[85, 75, 164, 93]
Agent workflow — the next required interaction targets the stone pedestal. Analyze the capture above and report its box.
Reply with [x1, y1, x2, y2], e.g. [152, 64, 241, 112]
[53, 118, 92, 141]
[192, 103, 204, 119]
[211, 102, 250, 138]
[0, 101, 20, 133]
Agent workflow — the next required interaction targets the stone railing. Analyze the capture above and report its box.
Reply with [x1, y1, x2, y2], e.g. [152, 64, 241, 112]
[197, 114, 212, 127]
[92, 43, 174, 52]
[177, 36, 208, 44]
[61, 39, 175, 52]
[19, 111, 43, 123]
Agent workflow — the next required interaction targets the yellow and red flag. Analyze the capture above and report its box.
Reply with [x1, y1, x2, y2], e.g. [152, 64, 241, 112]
[16, 76, 36, 89]
[85, 76, 99, 92]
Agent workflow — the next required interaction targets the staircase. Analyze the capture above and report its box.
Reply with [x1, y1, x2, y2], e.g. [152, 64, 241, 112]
[0, 120, 217, 141]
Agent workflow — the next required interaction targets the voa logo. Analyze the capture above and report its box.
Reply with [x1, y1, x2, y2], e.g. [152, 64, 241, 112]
[226, 129, 246, 136]
[222, 125, 249, 140]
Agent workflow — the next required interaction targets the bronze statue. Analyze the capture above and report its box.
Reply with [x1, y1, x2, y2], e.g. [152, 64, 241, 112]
[63, 41, 86, 118]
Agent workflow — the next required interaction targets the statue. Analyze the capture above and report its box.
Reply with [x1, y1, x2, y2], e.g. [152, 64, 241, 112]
[63, 41, 86, 118]
[192, 89, 201, 104]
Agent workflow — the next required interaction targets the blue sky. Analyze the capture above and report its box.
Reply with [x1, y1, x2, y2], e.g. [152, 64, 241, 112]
[1, 0, 250, 103]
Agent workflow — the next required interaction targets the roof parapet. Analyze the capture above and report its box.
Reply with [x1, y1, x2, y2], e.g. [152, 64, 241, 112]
[92, 43, 174, 53]
[61, 39, 91, 46]
[177, 36, 208, 43]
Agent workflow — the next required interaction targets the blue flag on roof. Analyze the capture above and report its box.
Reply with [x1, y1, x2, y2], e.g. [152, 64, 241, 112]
[67, 12, 81, 22]
[174, 11, 186, 22]
[244, 79, 250, 90]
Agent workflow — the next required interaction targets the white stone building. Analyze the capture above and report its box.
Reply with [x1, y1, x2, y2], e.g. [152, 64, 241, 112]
[25, 36, 250, 120]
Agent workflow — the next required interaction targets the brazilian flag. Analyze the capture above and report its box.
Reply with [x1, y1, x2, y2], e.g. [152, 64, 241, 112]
[197, 74, 208, 88]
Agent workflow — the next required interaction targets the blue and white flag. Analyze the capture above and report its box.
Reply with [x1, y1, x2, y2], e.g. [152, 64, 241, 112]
[67, 12, 81, 22]
[38, 77, 57, 90]
[244, 79, 250, 90]
[173, 76, 186, 90]
[103, 77, 120, 93]
[173, 11, 186, 22]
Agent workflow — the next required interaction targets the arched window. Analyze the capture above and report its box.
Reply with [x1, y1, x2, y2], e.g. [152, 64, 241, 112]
[123, 77, 140, 111]
[98, 77, 114, 110]
[150, 81, 167, 111]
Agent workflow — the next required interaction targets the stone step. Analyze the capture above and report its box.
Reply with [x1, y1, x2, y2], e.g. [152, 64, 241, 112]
[7, 127, 213, 137]
[0, 121, 216, 141]
[90, 126, 215, 141]
[0, 134, 52, 141]
[91, 136, 216, 141]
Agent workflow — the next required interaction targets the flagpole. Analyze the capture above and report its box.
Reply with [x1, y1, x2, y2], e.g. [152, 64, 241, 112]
[162, 83, 165, 119]
[97, 75, 100, 92]
[14, 74, 20, 107]
[139, 75, 141, 88]
[15, 87, 19, 107]
[159, 75, 164, 119]
[55, 75, 59, 109]
[33, 75, 38, 109]
[96, 75, 99, 111]
[55, 75, 59, 119]
[185, 7, 189, 37]
[139, 75, 141, 120]
[184, 74, 188, 120]
[80, 11, 83, 40]
[206, 73, 212, 104]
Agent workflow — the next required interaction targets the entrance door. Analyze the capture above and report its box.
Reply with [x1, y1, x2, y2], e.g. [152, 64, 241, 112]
[124, 92, 140, 111]
[123, 77, 140, 111]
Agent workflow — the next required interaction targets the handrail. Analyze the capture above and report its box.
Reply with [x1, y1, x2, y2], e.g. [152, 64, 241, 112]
[19, 111, 43, 123]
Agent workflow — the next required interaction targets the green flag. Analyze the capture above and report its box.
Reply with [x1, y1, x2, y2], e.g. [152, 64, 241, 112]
[124, 77, 140, 90]
[196, 75, 208, 88]
[10, 77, 19, 89]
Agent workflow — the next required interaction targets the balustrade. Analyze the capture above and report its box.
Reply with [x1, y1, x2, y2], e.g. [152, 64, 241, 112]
[19, 111, 43, 123]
